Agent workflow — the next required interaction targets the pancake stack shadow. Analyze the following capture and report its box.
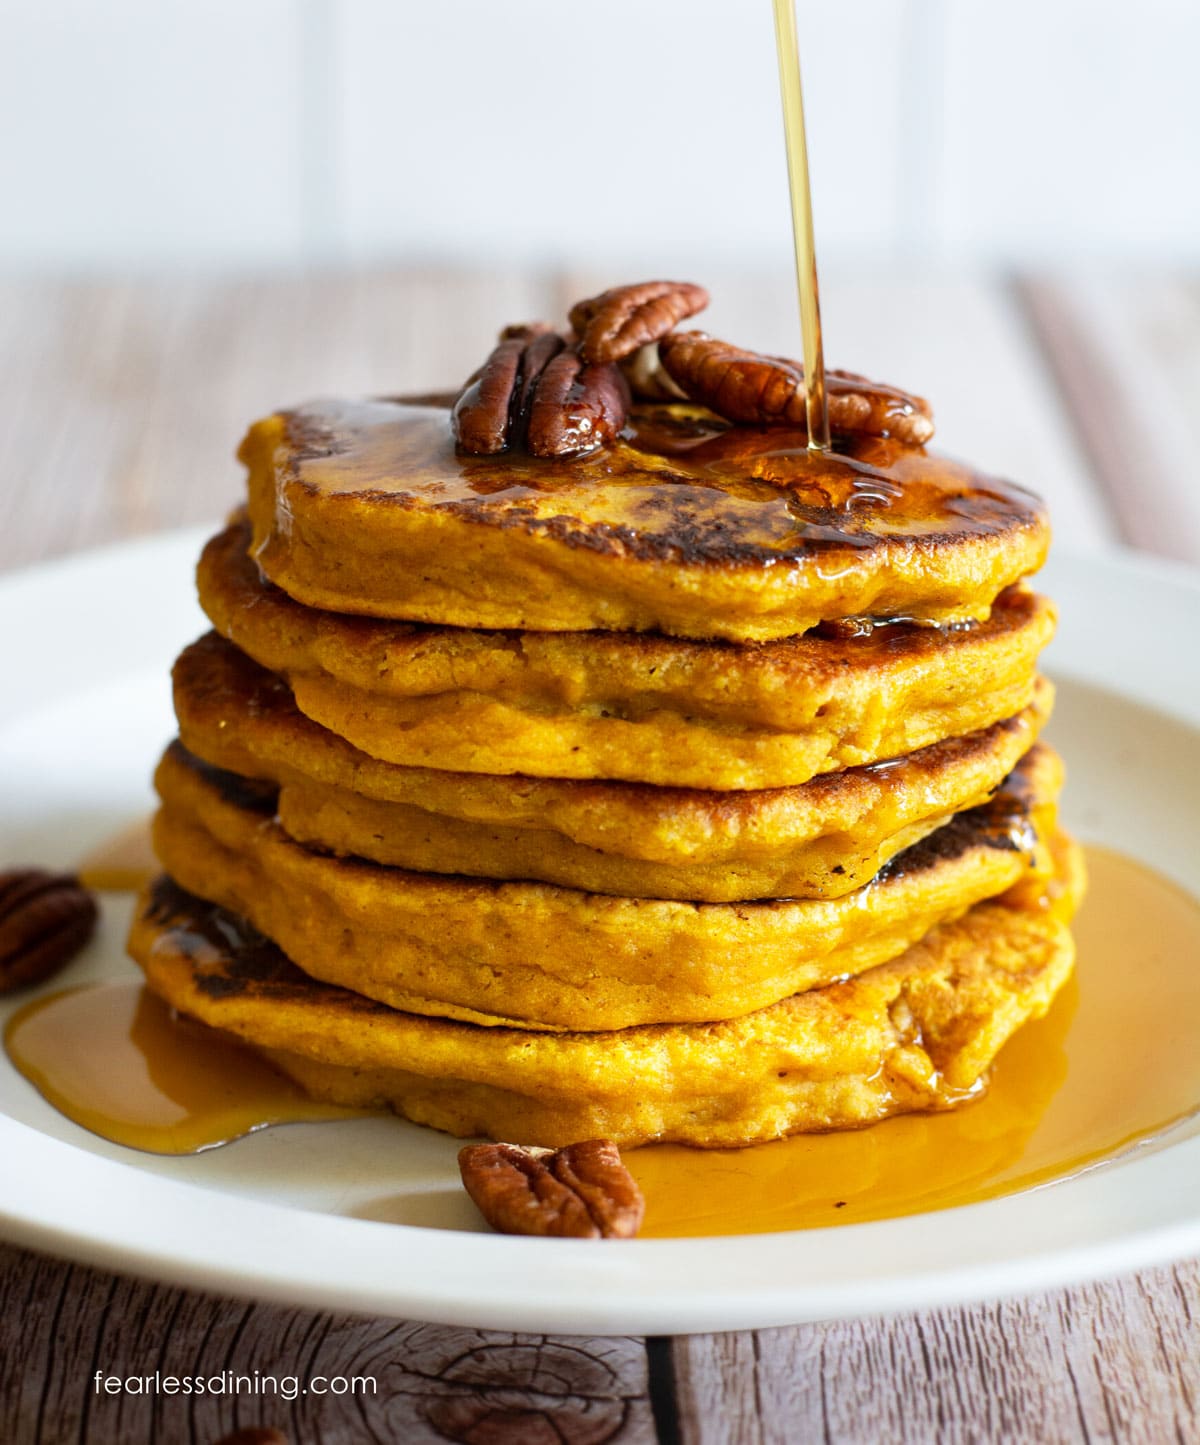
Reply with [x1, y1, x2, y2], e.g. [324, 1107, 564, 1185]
[128, 389, 1085, 1149]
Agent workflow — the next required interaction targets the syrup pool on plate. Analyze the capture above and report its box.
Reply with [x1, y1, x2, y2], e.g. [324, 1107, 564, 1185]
[4, 981, 364, 1154]
[629, 846, 1200, 1235]
[5, 846, 1200, 1226]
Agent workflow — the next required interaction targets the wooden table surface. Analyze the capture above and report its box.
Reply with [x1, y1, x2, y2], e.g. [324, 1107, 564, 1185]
[1, 268, 1198, 1444]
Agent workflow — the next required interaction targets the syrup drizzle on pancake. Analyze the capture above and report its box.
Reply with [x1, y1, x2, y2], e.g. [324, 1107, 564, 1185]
[277, 399, 1044, 567]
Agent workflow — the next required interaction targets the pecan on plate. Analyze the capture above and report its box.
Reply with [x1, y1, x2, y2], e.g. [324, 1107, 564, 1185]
[0, 868, 98, 992]
[526, 349, 630, 459]
[459, 1139, 645, 1239]
[570, 280, 709, 364]
[659, 332, 935, 444]
[452, 323, 563, 455]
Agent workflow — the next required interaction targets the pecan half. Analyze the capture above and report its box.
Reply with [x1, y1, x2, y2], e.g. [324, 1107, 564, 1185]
[570, 281, 709, 364]
[452, 324, 562, 455]
[0, 868, 98, 992]
[525, 348, 630, 458]
[459, 1139, 644, 1239]
[659, 332, 935, 443]
[452, 328, 627, 458]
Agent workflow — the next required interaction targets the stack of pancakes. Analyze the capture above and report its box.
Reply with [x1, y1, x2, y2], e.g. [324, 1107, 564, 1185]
[128, 384, 1083, 1149]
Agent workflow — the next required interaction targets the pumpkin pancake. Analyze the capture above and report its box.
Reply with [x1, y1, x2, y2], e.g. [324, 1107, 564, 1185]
[128, 834, 1083, 1147]
[150, 741, 1063, 1032]
[241, 398, 1049, 642]
[198, 520, 1054, 790]
[174, 632, 1054, 902]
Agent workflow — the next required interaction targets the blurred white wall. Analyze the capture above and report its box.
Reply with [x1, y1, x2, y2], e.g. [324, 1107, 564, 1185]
[0, 0, 1196, 272]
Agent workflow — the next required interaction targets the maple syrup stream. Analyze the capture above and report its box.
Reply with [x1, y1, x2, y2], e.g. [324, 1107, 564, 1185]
[772, 0, 831, 451]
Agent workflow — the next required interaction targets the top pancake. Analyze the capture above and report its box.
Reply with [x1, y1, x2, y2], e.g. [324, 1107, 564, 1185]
[242, 398, 1050, 641]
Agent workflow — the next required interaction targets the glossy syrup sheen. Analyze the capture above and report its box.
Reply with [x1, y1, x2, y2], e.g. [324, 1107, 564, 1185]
[4, 982, 363, 1154]
[5, 847, 1199, 1223]
[629, 846, 1200, 1235]
[772, 0, 830, 449]
[268, 399, 1045, 564]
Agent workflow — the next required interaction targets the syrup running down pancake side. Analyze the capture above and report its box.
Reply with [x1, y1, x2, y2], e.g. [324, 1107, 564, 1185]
[631, 847, 1200, 1234]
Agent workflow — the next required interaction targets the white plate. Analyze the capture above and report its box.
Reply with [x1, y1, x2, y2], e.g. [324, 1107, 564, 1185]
[1, 530, 1199, 1335]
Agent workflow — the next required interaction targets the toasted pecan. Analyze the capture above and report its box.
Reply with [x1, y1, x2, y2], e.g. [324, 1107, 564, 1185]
[570, 281, 709, 364]
[525, 349, 630, 459]
[659, 332, 935, 443]
[451, 324, 561, 455]
[458, 1139, 644, 1239]
[0, 868, 98, 993]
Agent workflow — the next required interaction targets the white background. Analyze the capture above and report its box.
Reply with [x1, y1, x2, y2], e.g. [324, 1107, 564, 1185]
[0, 0, 1196, 273]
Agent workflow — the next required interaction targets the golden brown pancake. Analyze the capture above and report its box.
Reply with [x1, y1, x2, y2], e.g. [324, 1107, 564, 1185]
[174, 632, 1055, 902]
[151, 740, 1063, 1032]
[128, 834, 1084, 1148]
[242, 398, 1050, 641]
[198, 521, 1055, 790]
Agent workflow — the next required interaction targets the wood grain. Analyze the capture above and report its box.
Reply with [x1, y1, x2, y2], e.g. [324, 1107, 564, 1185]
[0, 1243, 656, 1444]
[0, 271, 560, 571]
[3, 1241, 1196, 1444]
[1, 270, 1198, 1445]
[672, 1259, 1200, 1444]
